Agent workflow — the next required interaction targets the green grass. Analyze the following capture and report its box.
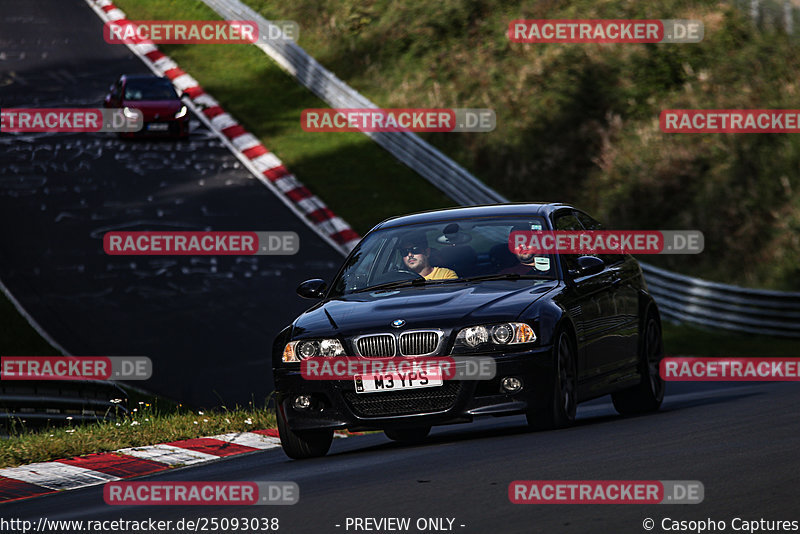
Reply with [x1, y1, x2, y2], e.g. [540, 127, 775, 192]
[111, 0, 454, 234]
[0, 403, 277, 468]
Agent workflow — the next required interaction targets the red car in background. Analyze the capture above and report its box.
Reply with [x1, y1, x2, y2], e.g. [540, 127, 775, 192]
[103, 74, 189, 138]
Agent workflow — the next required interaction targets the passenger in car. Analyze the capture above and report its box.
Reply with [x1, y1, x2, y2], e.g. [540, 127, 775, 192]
[501, 224, 553, 275]
[399, 231, 458, 280]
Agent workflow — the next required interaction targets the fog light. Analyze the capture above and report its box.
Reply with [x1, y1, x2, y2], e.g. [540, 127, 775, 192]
[501, 376, 523, 393]
[293, 395, 312, 410]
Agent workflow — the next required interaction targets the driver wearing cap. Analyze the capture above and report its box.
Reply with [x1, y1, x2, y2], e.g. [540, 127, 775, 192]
[399, 231, 458, 280]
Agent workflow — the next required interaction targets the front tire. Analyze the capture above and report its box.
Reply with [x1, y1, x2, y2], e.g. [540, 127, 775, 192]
[384, 426, 431, 443]
[527, 329, 577, 430]
[276, 404, 333, 459]
[611, 312, 665, 415]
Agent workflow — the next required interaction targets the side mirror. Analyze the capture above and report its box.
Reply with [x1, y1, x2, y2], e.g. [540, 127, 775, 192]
[296, 279, 327, 299]
[569, 256, 605, 278]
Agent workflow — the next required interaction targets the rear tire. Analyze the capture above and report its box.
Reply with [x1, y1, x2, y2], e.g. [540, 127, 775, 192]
[611, 312, 665, 415]
[276, 404, 333, 459]
[384, 426, 431, 443]
[526, 329, 577, 430]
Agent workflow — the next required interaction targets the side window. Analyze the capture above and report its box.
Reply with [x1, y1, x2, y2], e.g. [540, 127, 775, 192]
[575, 211, 624, 266]
[554, 213, 582, 231]
[553, 212, 583, 273]
[574, 212, 602, 231]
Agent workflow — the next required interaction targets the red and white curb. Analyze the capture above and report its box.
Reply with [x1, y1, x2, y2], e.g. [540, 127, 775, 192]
[84, 0, 361, 255]
[0, 430, 350, 504]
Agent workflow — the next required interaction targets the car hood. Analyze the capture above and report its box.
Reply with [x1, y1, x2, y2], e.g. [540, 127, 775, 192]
[293, 280, 558, 337]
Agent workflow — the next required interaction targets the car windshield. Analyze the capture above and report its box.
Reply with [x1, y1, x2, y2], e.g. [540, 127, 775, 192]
[124, 80, 178, 101]
[331, 216, 557, 296]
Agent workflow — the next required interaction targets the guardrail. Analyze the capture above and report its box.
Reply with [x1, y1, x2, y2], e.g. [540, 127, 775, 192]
[0, 380, 129, 424]
[204, 0, 800, 337]
[734, 0, 799, 34]
[641, 263, 800, 338]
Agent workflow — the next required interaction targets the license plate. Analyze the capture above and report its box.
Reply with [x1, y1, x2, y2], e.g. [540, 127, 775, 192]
[147, 123, 169, 131]
[355, 368, 443, 394]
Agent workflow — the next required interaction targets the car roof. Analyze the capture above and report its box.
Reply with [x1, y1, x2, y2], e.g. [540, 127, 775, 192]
[371, 202, 577, 230]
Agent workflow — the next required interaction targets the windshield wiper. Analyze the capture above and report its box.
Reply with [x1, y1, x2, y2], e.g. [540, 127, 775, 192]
[352, 278, 428, 294]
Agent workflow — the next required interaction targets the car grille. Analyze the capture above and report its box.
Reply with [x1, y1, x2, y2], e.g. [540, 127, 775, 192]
[356, 334, 395, 357]
[343, 382, 461, 417]
[399, 331, 439, 356]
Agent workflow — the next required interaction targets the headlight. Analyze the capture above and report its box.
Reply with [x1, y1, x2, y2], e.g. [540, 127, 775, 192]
[462, 326, 489, 348]
[492, 323, 514, 344]
[174, 105, 188, 119]
[453, 322, 536, 352]
[282, 338, 346, 362]
[123, 106, 138, 119]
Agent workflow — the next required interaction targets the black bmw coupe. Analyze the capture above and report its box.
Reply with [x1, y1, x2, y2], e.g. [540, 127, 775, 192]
[272, 203, 665, 459]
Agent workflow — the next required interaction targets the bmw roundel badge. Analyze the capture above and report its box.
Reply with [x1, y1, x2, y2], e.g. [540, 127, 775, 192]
[391, 319, 406, 328]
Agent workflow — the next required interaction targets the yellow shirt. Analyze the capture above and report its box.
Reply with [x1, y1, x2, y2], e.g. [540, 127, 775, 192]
[424, 266, 458, 280]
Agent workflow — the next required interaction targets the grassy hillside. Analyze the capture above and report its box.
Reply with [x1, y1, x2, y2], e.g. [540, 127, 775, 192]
[243, 0, 800, 290]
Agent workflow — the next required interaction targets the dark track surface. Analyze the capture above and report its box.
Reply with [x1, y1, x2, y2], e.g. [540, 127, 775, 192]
[0, 0, 343, 407]
[5, 382, 800, 533]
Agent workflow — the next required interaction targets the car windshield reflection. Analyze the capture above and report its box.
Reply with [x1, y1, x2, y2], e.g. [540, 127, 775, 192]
[331, 217, 556, 296]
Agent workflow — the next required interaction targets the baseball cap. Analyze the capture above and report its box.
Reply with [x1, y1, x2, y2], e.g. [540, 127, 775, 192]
[398, 230, 428, 249]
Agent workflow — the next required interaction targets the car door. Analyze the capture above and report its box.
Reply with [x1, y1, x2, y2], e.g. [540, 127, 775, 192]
[552, 210, 611, 394]
[551, 210, 618, 391]
[574, 211, 640, 376]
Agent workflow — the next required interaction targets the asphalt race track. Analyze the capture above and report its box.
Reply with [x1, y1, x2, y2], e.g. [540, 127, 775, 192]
[5, 382, 800, 533]
[0, 0, 343, 407]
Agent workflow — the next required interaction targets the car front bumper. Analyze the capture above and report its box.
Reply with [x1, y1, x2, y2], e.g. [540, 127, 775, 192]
[273, 344, 554, 432]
